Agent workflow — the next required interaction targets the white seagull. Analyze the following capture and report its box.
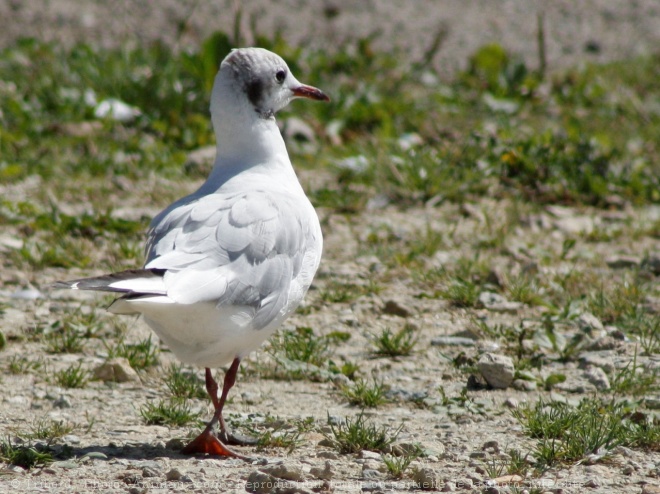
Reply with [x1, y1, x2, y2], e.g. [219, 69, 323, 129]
[54, 47, 329, 458]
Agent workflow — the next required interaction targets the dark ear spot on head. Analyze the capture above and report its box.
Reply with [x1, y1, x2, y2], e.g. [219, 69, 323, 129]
[246, 79, 263, 107]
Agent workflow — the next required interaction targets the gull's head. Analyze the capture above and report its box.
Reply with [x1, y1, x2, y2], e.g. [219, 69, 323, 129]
[217, 47, 329, 119]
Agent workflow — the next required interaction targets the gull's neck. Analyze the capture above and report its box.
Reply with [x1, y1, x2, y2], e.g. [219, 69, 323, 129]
[202, 76, 294, 192]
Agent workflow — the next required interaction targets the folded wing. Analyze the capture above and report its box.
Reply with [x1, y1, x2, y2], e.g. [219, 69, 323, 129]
[142, 189, 314, 329]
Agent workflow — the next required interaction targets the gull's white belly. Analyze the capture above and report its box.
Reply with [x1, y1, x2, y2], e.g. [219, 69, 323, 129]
[127, 301, 275, 367]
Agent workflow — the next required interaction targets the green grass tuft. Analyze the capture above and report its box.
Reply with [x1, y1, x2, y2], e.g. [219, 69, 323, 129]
[140, 398, 202, 427]
[382, 451, 420, 479]
[371, 325, 418, 357]
[267, 326, 331, 369]
[53, 362, 89, 388]
[22, 418, 75, 442]
[0, 438, 53, 469]
[164, 364, 207, 400]
[512, 397, 660, 470]
[324, 412, 401, 454]
[6, 355, 44, 375]
[340, 378, 388, 408]
[107, 335, 159, 370]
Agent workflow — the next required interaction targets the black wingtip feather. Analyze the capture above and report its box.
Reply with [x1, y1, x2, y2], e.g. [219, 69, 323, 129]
[51, 268, 166, 293]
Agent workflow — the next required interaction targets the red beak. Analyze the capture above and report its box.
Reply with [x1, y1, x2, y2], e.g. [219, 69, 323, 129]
[292, 84, 330, 102]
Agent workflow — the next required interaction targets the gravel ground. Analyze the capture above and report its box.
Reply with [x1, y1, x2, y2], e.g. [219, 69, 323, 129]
[2, 184, 660, 493]
[1, 2, 660, 494]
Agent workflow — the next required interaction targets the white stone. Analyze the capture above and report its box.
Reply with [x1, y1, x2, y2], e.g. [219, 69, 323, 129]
[477, 353, 515, 389]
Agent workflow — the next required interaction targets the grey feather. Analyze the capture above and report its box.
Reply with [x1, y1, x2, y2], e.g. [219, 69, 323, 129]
[143, 187, 316, 328]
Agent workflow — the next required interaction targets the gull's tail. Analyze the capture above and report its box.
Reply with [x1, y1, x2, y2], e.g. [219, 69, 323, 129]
[52, 268, 170, 315]
[52, 269, 167, 295]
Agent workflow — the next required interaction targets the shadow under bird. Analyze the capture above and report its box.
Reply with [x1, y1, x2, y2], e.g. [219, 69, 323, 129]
[53, 47, 329, 459]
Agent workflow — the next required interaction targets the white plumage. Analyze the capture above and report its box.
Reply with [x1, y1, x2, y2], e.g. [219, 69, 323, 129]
[54, 47, 329, 458]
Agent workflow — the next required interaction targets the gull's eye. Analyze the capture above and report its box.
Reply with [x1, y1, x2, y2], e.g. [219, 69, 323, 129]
[275, 69, 287, 84]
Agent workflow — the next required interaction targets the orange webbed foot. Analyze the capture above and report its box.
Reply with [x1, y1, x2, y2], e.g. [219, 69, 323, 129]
[181, 431, 250, 460]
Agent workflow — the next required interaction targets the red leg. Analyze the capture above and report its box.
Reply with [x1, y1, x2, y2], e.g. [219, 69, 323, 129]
[181, 358, 248, 459]
[216, 358, 240, 437]
[205, 368, 220, 410]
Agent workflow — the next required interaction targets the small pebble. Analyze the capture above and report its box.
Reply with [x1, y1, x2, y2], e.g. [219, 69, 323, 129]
[362, 469, 383, 480]
[142, 466, 159, 477]
[477, 353, 515, 389]
[94, 358, 139, 383]
[413, 468, 440, 490]
[583, 366, 610, 390]
[577, 312, 604, 335]
[327, 415, 343, 426]
[455, 478, 473, 489]
[123, 473, 141, 485]
[641, 254, 660, 275]
[430, 336, 475, 347]
[503, 397, 519, 408]
[246, 470, 276, 494]
[585, 336, 620, 351]
[317, 451, 339, 460]
[310, 461, 334, 480]
[441, 480, 456, 491]
[512, 379, 537, 391]
[52, 395, 72, 408]
[578, 353, 615, 373]
[166, 468, 183, 481]
[584, 478, 600, 488]
[260, 463, 304, 481]
[606, 256, 640, 269]
[165, 438, 186, 450]
[482, 440, 499, 453]
[478, 292, 523, 313]
[391, 442, 421, 457]
[94, 98, 141, 122]
[360, 450, 381, 460]
[62, 434, 80, 444]
[382, 299, 413, 317]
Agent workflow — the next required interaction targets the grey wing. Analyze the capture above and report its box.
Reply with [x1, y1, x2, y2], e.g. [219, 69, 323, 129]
[144, 191, 316, 329]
